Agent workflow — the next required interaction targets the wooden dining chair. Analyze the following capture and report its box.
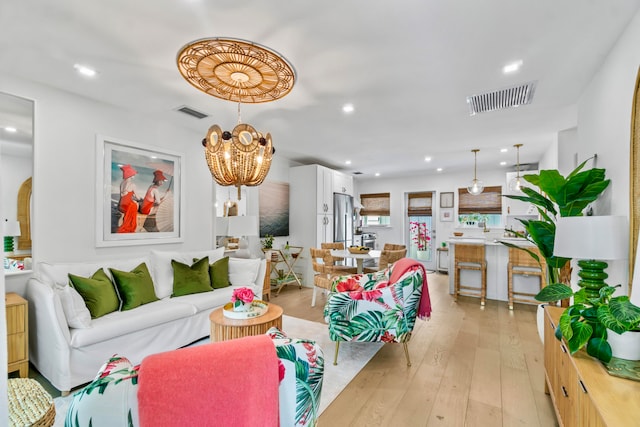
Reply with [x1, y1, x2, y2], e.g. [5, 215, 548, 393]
[309, 248, 357, 307]
[383, 243, 406, 251]
[363, 248, 407, 273]
[321, 242, 347, 266]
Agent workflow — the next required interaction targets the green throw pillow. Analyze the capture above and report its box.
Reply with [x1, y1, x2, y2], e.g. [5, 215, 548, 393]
[194, 256, 230, 289]
[69, 269, 120, 319]
[110, 263, 159, 311]
[209, 256, 230, 289]
[172, 256, 213, 297]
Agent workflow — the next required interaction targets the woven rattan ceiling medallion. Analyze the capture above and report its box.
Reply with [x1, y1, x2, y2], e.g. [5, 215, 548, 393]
[177, 37, 296, 104]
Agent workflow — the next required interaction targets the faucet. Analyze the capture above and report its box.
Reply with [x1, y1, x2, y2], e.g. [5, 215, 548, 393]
[483, 222, 489, 233]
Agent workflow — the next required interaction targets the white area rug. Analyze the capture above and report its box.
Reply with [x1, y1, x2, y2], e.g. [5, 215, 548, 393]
[53, 315, 381, 426]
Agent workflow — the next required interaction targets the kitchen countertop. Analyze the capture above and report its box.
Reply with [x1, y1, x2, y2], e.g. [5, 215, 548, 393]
[448, 236, 534, 246]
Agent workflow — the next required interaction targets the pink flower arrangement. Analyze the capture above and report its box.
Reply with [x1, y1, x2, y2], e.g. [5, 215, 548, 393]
[409, 221, 431, 251]
[231, 287, 255, 311]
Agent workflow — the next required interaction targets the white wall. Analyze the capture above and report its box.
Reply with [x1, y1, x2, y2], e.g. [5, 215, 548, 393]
[0, 74, 214, 265]
[0, 154, 7, 420]
[577, 10, 640, 299]
[355, 168, 509, 250]
[557, 127, 578, 175]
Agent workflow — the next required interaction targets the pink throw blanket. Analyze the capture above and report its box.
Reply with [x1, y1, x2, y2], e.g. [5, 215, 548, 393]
[138, 334, 279, 427]
[389, 258, 432, 320]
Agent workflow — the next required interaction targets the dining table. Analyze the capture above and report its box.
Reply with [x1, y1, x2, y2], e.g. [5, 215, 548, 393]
[329, 249, 381, 274]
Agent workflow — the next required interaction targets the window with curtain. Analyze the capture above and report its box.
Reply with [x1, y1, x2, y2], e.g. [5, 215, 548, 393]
[360, 192, 391, 226]
[457, 186, 503, 227]
[407, 192, 432, 216]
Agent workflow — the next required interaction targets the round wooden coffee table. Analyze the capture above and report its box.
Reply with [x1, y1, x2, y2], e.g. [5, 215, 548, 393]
[209, 303, 283, 342]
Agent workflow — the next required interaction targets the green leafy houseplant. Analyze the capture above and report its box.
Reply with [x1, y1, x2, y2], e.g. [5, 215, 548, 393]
[535, 283, 640, 362]
[502, 159, 610, 285]
[261, 234, 274, 250]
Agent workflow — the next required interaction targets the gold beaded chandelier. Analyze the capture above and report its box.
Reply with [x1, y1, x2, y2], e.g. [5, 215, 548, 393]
[177, 37, 296, 199]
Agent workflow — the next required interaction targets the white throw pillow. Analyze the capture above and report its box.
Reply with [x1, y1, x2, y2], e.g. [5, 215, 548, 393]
[228, 258, 261, 286]
[55, 285, 92, 328]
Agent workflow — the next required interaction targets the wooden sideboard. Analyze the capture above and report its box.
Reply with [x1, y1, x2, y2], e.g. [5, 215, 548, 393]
[544, 305, 640, 426]
[6, 292, 28, 377]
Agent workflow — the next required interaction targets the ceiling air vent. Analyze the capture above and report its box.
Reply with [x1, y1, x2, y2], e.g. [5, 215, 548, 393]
[466, 81, 537, 115]
[175, 105, 209, 119]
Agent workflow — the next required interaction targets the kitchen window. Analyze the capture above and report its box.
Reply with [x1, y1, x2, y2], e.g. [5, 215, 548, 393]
[360, 192, 390, 226]
[457, 186, 502, 227]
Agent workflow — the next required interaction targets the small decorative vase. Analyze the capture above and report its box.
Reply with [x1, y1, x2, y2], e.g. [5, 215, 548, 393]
[416, 250, 429, 260]
[233, 301, 252, 312]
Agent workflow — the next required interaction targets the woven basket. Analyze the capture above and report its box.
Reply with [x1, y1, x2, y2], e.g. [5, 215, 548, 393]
[348, 247, 370, 254]
[8, 378, 56, 427]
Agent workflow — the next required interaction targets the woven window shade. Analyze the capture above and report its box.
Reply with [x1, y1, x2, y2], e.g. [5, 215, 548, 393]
[407, 192, 433, 216]
[458, 186, 502, 214]
[360, 193, 390, 216]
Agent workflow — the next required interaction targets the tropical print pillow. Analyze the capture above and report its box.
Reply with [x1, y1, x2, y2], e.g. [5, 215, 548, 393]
[65, 355, 139, 427]
[324, 264, 424, 344]
[267, 327, 324, 427]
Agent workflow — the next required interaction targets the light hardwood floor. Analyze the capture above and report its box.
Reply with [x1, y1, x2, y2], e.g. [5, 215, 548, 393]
[272, 272, 558, 427]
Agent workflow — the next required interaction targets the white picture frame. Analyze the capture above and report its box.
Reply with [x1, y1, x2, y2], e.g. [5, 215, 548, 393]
[440, 208, 454, 222]
[95, 135, 184, 247]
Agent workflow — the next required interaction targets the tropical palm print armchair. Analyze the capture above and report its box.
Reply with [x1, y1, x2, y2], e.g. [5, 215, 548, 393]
[324, 259, 427, 366]
[65, 329, 324, 427]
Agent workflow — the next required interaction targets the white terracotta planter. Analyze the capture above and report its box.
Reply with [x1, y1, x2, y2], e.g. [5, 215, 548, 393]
[607, 329, 640, 361]
[536, 304, 545, 344]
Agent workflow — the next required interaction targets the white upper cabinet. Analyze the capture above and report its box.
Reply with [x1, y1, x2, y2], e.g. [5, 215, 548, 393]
[317, 166, 334, 214]
[333, 171, 353, 196]
[504, 171, 538, 215]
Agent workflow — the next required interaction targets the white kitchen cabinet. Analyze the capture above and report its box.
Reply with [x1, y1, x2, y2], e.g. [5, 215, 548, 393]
[504, 171, 538, 215]
[333, 170, 353, 196]
[318, 166, 333, 214]
[290, 164, 337, 286]
[317, 214, 333, 246]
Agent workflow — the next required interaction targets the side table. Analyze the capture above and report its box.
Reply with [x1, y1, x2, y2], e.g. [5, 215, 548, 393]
[6, 292, 29, 377]
[264, 248, 303, 296]
[209, 303, 283, 342]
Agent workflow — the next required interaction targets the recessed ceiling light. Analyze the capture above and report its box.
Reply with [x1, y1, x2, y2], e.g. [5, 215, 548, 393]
[500, 161, 507, 166]
[436, 167, 443, 172]
[375, 172, 380, 177]
[424, 156, 432, 162]
[342, 103, 355, 114]
[4, 126, 17, 133]
[74, 63, 97, 77]
[345, 160, 352, 165]
[503, 60, 523, 74]
[500, 148, 508, 153]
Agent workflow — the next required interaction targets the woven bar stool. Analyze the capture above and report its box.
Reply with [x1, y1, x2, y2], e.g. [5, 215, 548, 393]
[8, 378, 56, 427]
[507, 247, 547, 310]
[454, 244, 487, 306]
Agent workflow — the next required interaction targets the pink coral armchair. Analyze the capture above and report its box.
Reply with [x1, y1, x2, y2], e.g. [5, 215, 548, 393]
[65, 329, 324, 427]
[324, 258, 431, 366]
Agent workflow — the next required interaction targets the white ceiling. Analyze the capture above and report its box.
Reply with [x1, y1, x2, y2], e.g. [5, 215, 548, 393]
[1, 0, 639, 178]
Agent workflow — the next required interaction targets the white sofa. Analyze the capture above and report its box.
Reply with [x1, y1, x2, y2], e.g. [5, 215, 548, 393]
[25, 248, 267, 393]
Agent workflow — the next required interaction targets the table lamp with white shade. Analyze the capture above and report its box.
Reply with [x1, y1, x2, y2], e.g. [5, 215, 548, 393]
[553, 215, 628, 298]
[228, 216, 259, 258]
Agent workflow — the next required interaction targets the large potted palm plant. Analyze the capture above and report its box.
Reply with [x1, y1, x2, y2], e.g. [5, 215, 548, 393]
[502, 158, 610, 286]
[502, 159, 610, 341]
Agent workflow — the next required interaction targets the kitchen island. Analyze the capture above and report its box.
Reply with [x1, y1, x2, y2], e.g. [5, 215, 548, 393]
[447, 237, 541, 303]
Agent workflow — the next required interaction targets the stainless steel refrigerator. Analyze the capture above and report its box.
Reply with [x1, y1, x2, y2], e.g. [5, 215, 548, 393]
[333, 193, 354, 247]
